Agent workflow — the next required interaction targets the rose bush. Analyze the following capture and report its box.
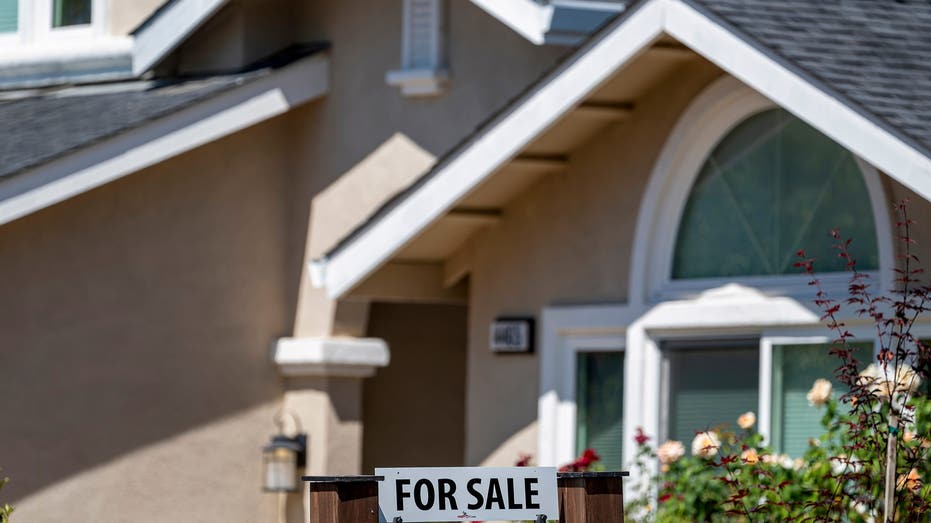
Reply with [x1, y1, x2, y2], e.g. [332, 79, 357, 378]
[626, 201, 931, 522]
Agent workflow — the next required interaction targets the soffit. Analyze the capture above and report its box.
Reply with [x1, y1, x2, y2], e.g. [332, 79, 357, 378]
[387, 46, 699, 267]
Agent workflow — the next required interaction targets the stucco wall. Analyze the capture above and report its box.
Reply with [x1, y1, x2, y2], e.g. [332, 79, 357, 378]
[0, 117, 290, 522]
[885, 177, 931, 270]
[362, 302, 468, 473]
[463, 61, 725, 466]
[110, 0, 164, 35]
[286, 0, 569, 335]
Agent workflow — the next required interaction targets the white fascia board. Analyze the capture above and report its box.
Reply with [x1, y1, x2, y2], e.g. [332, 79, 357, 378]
[0, 54, 328, 226]
[317, 1, 665, 297]
[663, 0, 931, 203]
[274, 337, 390, 378]
[132, 0, 230, 75]
[317, 0, 931, 299]
[469, 0, 552, 45]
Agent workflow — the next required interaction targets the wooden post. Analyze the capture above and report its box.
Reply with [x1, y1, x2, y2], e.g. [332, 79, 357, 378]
[558, 472, 627, 523]
[304, 471, 627, 523]
[306, 476, 380, 523]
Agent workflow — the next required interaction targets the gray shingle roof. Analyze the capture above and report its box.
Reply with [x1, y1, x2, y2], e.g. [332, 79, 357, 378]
[688, 0, 931, 157]
[0, 76, 246, 178]
[0, 43, 327, 179]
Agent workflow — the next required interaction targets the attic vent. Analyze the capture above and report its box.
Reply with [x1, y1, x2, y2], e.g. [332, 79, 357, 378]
[386, 0, 448, 97]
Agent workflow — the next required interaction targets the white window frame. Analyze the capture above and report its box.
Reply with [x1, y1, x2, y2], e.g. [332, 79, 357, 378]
[386, 0, 449, 97]
[1, 0, 106, 46]
[0, 0, 27, 45]
[628, 76, 896, 307]
[35, 0, 106, 41]
[538, 304, 635, 467]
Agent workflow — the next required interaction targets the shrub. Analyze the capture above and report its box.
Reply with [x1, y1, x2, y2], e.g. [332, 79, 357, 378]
[627, 201, 931, 522]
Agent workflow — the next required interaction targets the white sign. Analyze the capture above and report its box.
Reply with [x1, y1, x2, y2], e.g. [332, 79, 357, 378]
[375, 466, 558, 522]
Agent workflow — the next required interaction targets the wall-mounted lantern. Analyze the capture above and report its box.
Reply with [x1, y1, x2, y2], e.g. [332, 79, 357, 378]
[262, 410, 307, 492]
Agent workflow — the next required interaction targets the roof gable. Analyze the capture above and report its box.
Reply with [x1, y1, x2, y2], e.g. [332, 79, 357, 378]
[692, 0, 931, 161]
[312, 0, 931, 298]
[0, 50, 328, 226]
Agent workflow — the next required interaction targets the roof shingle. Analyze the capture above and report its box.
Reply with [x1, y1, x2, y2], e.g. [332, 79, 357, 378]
[689, 0, 931, 157]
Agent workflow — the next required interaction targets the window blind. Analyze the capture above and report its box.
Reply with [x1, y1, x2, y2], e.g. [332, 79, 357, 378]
[576, 351, 624, 470]
[667, 346, 759, 446]
[0, 0, 17, 34]
[772, 342, 872, 457]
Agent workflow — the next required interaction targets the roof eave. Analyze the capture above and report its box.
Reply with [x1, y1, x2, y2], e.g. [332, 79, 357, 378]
[313, 0, 931, 300]
[0, 52, 329, 226]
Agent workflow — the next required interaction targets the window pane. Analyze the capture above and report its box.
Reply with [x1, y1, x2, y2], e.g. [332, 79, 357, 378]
[772, 342, 872, 457]
[0, 0, 17, 33]
[667, 345, 759, 445]
[576, 351, 624, 470]
[673, 109, 879, 279]
[53, 0, 91, 27]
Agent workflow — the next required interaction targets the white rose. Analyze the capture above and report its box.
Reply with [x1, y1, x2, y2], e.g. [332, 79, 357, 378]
[807, 378, 833, 406]
[691, 431, 720, 459]
[737, 411, 756, 430]
[657, 440, 685, 464]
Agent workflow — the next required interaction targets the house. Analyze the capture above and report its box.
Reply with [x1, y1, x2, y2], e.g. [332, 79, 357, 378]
[1, 0, 930, 521]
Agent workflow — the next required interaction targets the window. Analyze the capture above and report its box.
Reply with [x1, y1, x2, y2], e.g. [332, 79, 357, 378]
[665, 341, 759, 444]
[0, 0, 16, 33]
[386, 0, 448, 96]
[576, 351, 624, 470]
[673, 109, 879, 280]
[53, 0, 91, 27]
[770, 342, 872, 457]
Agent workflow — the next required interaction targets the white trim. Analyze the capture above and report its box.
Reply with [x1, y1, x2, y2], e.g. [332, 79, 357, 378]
[313, 0, 931, 300]
[314, 0, 665, 296]
[35, 0, 106, 40]
[0, 53, 329, 226]
[274, 337, 390, 378]
[468, 0, 551, 45]
[0, 0, 131, 88]
[385, 68, 449, 97]
[468, 0, 623, 46]
[387, 0, 448, 97]
[628, 76, 895, 306]
[132, 0, 230, 76]
[538, 304, 638, 467]
[0, 36, 132, 89]
[662, 0, 931, 203]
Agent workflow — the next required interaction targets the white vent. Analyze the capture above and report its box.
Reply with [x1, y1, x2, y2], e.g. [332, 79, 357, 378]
[386, 0, 448, 97]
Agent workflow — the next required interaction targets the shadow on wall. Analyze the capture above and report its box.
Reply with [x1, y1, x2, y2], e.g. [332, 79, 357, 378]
[362, 302, 468, 472]
[0, 117, 290, 507]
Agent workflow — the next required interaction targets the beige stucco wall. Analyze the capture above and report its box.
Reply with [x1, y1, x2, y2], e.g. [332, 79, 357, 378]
[286, 0, 569, 335]
[0, 116, 291, 522]
[1, 0, 575, 518]
[362, 302, 468, 472]
[885, 177, 931, 268]
[109, 0, 165, 35]
[462, 60, 726, 465]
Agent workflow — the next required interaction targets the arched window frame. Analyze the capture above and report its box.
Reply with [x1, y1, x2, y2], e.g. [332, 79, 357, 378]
[629, 76, 894, 305]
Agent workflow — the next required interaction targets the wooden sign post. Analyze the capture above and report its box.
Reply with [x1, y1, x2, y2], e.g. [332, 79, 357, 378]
[304, 471, 627, 523]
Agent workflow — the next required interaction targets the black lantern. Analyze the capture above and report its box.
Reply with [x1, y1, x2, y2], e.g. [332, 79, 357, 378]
[262, 411, 307, 492]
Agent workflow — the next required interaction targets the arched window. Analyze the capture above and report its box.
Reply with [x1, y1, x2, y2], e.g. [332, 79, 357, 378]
[672, 109, 879, 280]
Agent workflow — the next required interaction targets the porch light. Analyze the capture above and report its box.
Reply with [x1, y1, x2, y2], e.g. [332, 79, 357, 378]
[262, 411, 307, 492]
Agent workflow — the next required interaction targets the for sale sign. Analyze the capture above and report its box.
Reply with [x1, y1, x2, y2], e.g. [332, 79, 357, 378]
[375, 467, 558, 522]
